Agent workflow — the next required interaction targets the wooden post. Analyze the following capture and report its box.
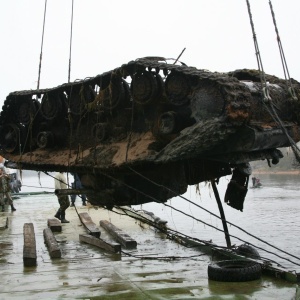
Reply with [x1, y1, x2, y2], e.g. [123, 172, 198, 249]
[47, 218, 62, 232]
[23, 223, 37, 267]
[211, 179, 231, 248]
[79, 212, 101, 237]
[79, 234, 121, 253]
[43, 228, 61, 258]
[100, 220, 137, 248]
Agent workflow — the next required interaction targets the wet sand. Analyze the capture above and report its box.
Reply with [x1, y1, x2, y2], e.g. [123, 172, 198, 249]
[0, 193, 299, 299]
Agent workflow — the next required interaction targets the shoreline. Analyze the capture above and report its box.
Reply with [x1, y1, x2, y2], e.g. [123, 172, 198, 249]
[252, 170, 300, 175]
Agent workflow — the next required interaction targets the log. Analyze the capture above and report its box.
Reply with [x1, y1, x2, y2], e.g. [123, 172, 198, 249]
[23, 223, 37, 267]
[47, 218, 62, 232]
[43, 228, 61, 258]
[79, 234, 121, 253]
[79, 212, 101, 237]
[100, 220, 137, 248]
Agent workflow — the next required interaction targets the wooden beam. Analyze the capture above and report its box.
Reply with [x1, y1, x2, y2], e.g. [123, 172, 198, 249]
[43, 228, 61, 258]
[79, 234, 121, 253]
[100, 220, 137, 248]
[79, 212, 101, 237]
[23, 223, 37, 267]
[47, 218, 62, 232]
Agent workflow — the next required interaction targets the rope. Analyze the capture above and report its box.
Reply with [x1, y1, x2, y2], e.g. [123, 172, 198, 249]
[245, 0, 271, 102]
[68, 0, 74, 83]
[98, 169, 300, 266]
[268, 0, 298, 100]
[41, 168, 300, 265]
[37, 0, 47, 90]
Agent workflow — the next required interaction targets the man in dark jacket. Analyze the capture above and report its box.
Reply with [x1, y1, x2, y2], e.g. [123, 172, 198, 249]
[70, 173, 87, 206]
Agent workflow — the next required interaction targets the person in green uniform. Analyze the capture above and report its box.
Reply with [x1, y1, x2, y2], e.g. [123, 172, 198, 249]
[0, 168, 16, 212]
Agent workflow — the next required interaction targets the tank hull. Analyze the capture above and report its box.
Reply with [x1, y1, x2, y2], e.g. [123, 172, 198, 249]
[1, 57, 300, 207]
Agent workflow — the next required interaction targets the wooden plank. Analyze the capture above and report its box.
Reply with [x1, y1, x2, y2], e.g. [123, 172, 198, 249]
[47, 218, 62, 232]
[0, 216, 8, 230]
[79, 234, 121, 253]
[100, 220, 137, 248]
[23, 223, 37, 267]
[43, 228, 61, 258]
[78, 212, 101, 237]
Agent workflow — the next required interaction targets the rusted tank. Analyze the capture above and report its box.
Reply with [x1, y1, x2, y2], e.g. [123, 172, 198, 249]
[1, 57, 300, 208]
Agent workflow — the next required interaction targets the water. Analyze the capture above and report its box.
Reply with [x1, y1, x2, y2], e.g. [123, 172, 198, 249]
[19, 171, 300, 271]
[140, 173, 300, 271]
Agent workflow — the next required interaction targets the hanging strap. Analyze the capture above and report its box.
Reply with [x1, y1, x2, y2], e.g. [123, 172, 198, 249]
[269, 0, 298, 101]
[37, 0, 48, 90]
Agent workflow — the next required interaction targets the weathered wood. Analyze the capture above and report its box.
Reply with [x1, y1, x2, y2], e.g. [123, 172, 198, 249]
[100, 220, 137, 248]
[43, 228, 61, 258]
[79, 234, 121, 253]
[47, 218, 62, 232]
[78, 212, 101, 237]
[23, 223, 37, 267]
[0, 216, 8, 230]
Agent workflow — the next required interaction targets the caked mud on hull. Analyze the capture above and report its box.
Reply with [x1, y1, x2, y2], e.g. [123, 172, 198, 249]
[1, 57, 300, 207]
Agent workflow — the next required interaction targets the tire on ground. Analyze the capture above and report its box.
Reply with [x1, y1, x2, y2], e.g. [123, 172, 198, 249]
[236, 243, 261, 259]
[208, 260, 262, 282]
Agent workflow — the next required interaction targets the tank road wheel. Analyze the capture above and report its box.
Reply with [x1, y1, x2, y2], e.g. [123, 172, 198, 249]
[37, 131, 54, 149]
[208, 260, 262, 282]
[69, 85, 95, 116]
[18, 98, 40, 125]
[131, 71, 161, 105]
[157, 111, 177, 135]
[165, 72, 190, 106]
[41, 92, 63, 120]
[101, 78, 125, 111]
[92, 123, 108, 142]
[0, 124, 20, 153]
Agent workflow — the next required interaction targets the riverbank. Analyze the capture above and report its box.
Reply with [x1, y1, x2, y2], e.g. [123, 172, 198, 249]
[252, 169, 300, 175]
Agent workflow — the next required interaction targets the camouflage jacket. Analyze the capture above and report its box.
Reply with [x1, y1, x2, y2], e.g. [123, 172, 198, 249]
[0, 175, 11, 193]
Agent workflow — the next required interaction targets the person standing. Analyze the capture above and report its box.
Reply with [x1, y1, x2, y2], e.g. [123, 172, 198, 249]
[54, 172, 70, 223]
[0, 167, 16, 212]
[70, 173, 87, 206]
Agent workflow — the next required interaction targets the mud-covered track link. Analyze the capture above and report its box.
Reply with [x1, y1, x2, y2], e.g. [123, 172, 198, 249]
[0, 58, 263, 154]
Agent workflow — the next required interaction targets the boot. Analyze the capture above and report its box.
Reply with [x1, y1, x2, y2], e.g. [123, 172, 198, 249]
[54, 209, 61, 220]
[70, 202, 75, 207]
[11, 204, 16, 212]
[60, 211, 70, 223]
[82, 202, 86, 206]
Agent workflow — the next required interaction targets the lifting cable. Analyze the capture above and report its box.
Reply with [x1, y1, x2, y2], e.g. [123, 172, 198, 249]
[37, 0, 47, 90]
[268, 0, 297, 101]
[96, 169, 300, 267]
[246, 0, 300, 164]
[42, 170, 300, 266]
[68, 0, 74, 83]
[245, 0, 270, 102]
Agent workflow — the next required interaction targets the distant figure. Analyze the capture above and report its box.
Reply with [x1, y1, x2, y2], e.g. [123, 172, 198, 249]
[9, 173, 22, 193]
[255, 178, 262, 187]
[252, 177, 256, 187]
[54, 172, 70, 223]
[0, 168, 16, 212]
[70, 173, 87, 206]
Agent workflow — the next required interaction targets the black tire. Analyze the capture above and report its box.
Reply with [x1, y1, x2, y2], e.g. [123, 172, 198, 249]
[208, 260, 261, 282]
[236, 243, 261, 259]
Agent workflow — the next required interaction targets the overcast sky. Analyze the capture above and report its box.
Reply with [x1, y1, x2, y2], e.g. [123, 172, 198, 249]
[0, 0, 299, 107]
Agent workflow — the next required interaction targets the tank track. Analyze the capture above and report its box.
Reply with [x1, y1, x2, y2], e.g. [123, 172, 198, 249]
[1, 57, 300, 207]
